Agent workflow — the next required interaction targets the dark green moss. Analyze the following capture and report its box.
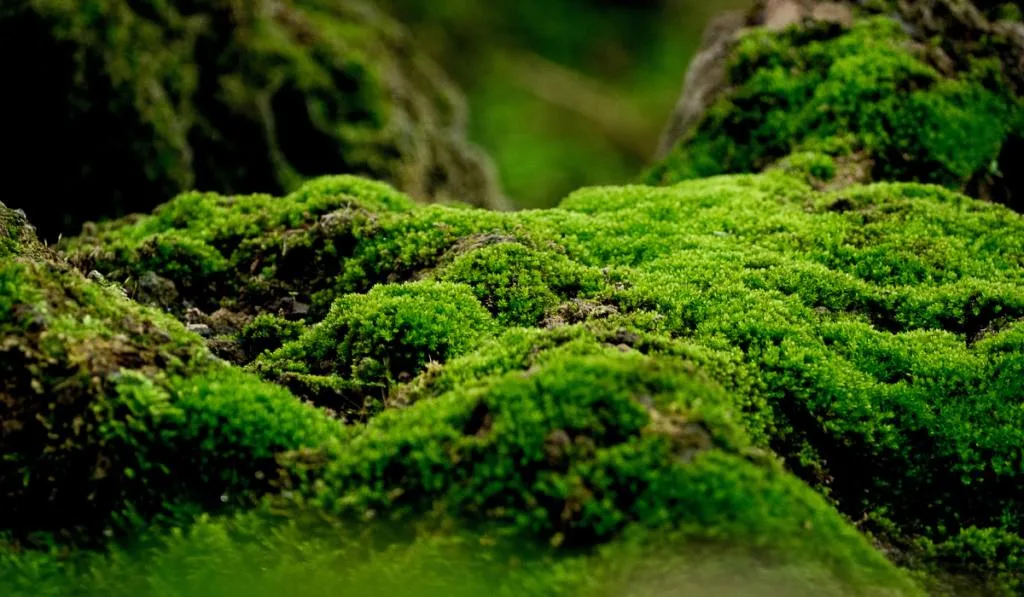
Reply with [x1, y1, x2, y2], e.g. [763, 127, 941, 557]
[238, 314, 307, 361]
[0, 0, 502, 238]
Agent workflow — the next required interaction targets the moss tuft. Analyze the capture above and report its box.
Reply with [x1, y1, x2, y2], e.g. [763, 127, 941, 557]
[251, 280, 494, 418]
[436, 241, 604, 327]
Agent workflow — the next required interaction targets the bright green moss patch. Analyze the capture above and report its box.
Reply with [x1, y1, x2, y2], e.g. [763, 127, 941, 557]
[285, 349, 914, 592]
[437, 241, 605, 326]
[36, 167, 1024, 590]
[7, 0, 1024, 591]
[649, 17, 1024, 209]
[252, 280, 494, 418]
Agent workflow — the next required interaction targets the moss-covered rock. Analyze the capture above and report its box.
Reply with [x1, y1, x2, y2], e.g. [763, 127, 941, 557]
[652, 0, 1024, 211]
[0, 203, 341, 544]
[2, 197, 924, 595]
[63, 176, 414, 345]
[0, 0, 503, 238]
[5, 0, 1024, 592]
[59, 165, 1024, 591]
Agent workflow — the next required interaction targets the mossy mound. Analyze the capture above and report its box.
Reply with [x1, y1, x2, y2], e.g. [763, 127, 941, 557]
[6, 0, 1023, 592]
[651, 3, 1024, 211]
[0, 0, 502, 238]
[251, 280, 495, 418]
[0, 204, 340, 544]
[1, 200, 922, 596]
[58, 167, 1024, 591]
[62, 176, 432, 364]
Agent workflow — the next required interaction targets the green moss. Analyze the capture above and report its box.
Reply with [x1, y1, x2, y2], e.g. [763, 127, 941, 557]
[436, 241, 605, 326]
[273, 349, 912, 593]
[771, 151, 837, 184]
[918, 526, 1024, 594]
[649, 17, 1024, 209]
[0, 0, 501, 238]
[997, 3, 1024, 22]
[0, 205, 48, 261]
[34, 163, 1024, 589]
[251, 280, 495, 417]
[0, 508, 921, 597]
[6, 0, 1024, 589]
[238, 314, 306, 361]
[63, 175, 414, 321]
[0, 207, 341, 544]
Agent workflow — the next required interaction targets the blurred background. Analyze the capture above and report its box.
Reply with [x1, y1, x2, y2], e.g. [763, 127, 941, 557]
[377, 0, 753, 208]
[1, 0, 755, 238]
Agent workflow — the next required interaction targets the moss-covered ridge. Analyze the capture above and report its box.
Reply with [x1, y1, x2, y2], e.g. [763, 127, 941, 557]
[0, 0, 502, 238]
[1, 196, 922, 595]
[651, 5, 1024, 211]
[55, 167, 1024, 591]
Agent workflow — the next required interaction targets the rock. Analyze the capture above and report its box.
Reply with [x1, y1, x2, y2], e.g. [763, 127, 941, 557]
[186, 323, 213, 338]
[652, 0, 1024, 211]
[656, 10, 747, 158]
[812, 2, 855, 26]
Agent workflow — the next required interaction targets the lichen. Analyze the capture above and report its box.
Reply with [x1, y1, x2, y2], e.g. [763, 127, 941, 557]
[0, 0, 503, 238]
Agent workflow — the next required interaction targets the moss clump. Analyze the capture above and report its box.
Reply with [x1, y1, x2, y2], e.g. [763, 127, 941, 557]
[437, 240, 605, 327]
[252, 280, 494, 418]
[64, 168, 1024, 590]
[286, 348, 917, 594]
[63, 176, 415, 339]
[0, 205, 341, 544]
[238, 313, 307, 362]
[0, 0, 502, 238]
[650, 15, 1024, 211]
